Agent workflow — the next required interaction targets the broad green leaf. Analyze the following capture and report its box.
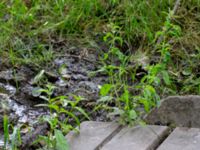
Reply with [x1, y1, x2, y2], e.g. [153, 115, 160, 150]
[139, 99, 150, 112]
[100, 84, 112, 96]
[48, 104, 60, 112]
[55, 129, 69, 150]
[32, 87, 42, 97]
[129, 110, 137, 120]
[145, 85, 155, 94]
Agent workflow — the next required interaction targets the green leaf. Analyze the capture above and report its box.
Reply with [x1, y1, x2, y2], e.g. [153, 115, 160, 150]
[182, 69, 192, 76]
[103, 53, 109, 60]
[103, 32, 113, 42]
[100, 84, 112, 96]
[39, 95, 49, 101]
[145, 85, 156, 94]
[162, 70, 171, 85]
[164, 51, 171, 63]
[59, 124, 73, 134]
[75, 107, 90, 120]
[153, 76, 161, 85]
[139, 99, 150, 112]
[3, 115, 9, 149]
[32, 70, 45, 84]
[111, 47, 125, 62]
[42, 116, 58, 129]
[121, 87, 130, 110]
[48, 104, 60, 112]
[32, 87, 42, 97]
[60, 108, 80, 126]
[113, 36, 123, 46]
[129, 110, 137, 120]
[55, 129, 69, 150]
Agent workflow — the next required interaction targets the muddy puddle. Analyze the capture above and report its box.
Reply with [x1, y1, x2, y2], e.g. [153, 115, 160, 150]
[0, 48, 107, 148]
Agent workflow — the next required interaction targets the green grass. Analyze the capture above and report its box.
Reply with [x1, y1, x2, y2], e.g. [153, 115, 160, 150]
[0, 0, 175, 66]
[167, 0, 200, 94]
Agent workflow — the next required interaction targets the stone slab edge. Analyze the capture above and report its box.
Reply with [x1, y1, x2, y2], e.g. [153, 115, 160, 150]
[157, 127, 200, 150]
[101, 125, 170, 150]
[66, 121, 122, 150]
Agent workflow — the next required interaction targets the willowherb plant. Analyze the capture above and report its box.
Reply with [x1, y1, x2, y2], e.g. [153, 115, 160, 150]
[96, 8, 182, 125]
[34, 84, 89, 149]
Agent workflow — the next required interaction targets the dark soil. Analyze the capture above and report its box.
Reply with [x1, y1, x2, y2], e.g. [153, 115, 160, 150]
[0, 45, 108, 148]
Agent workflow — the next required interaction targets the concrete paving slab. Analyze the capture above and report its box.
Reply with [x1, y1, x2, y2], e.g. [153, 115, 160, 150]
[101, 125, 169, 150]
[157, 127, 200, 150]
[66, 121, 119, 150]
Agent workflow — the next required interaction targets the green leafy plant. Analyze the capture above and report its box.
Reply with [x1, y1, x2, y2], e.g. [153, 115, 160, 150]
[34, 84, 89, 149]
[35, 129, 69, 150]
[96, 10, 181, 125]
[96, 24, 141, 125]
